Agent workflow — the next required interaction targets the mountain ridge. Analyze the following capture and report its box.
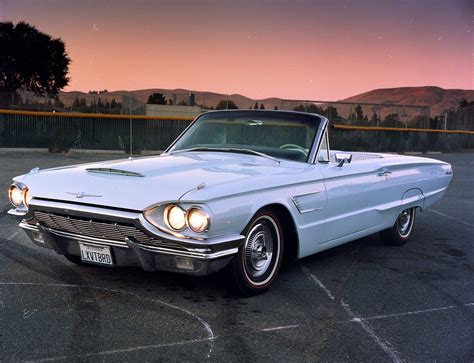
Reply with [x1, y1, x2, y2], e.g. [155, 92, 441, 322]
[60, 86, 474, 115]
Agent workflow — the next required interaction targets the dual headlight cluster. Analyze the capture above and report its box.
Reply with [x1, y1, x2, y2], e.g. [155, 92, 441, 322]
[8, 182, 31, 208]
[164, 205, 209, 233]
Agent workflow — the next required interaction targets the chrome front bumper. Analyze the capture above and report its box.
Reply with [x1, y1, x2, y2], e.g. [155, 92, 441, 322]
[13, 199, 243, 275]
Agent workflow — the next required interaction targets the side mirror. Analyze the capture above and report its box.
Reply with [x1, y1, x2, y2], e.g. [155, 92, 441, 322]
[335, 153, 352, 167]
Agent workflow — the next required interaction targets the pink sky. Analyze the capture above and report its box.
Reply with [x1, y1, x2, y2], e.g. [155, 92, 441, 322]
[2, 0, 472, 100]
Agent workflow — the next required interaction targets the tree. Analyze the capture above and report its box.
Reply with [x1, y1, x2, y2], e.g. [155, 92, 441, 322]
[382, 113, 400, 127]
[254, 101, 259, 109]
[325, 106, 339, 119]
[53, 98, 64, 108]
[305, 104, 322, 114]
[146, 93, 167, 105]
[259, 103, 265, 109]
[371, 112, 379, 122]
[355, 104, 364, 120]
[459, 99, 474, 108]
[274, 105, 278, 110]
[0, 21, 70, 96]
[216, 100, 238, 109]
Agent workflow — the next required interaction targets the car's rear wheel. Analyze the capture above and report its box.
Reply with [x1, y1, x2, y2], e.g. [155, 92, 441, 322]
[380, 207, 416, 246]
[229, 210, 284, 296]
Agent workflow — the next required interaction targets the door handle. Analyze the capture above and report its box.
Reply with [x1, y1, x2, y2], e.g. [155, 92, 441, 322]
[377, 170, 392, 177]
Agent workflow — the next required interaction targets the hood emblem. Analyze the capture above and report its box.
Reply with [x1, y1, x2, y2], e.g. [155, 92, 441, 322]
[67, 192, 103, 199]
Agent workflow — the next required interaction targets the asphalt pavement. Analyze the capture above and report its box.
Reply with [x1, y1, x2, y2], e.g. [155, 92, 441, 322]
[0, 151, 473, 362]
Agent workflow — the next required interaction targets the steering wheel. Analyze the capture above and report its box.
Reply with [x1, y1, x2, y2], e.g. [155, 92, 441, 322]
[279, 144, 308, 157]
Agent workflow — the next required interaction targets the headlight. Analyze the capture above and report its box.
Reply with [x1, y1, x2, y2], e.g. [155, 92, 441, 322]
[8, 183, 28, 207]
[165, 205, 186, 231]
[23, 189, 32, 207]
[186, 207, 209, 233]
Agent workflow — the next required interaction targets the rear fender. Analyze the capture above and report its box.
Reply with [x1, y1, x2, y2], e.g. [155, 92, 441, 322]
[400, 188, 424, 213]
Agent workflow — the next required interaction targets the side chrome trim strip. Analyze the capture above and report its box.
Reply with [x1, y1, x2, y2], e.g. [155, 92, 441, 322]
[292, 190, 323, 198]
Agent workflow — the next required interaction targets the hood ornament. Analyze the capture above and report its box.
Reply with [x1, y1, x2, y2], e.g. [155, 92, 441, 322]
[67, 192, 103, 199]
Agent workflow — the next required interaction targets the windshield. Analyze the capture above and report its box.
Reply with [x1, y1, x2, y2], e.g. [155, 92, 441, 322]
[168, 110, 322, 163]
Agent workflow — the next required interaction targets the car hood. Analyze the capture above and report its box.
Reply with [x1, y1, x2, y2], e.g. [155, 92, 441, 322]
[16, 152, 308, 211]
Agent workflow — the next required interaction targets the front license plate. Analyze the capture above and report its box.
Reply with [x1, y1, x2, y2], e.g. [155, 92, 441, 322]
[79, 243, 113, 265]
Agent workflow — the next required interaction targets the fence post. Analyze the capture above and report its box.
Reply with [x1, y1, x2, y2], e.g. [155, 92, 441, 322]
[129, 91, 133, 156]
[0, 114, 3, 147]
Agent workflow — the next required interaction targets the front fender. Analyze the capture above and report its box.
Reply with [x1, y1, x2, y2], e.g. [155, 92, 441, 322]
[206, 190, 300, 239]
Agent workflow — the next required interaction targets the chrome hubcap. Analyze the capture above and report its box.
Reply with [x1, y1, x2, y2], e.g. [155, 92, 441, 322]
[244, 221, 274, 278]
[397, 209, 413, 237]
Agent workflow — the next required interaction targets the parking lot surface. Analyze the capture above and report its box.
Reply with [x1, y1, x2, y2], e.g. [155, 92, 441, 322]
[0, 151, 473, 362]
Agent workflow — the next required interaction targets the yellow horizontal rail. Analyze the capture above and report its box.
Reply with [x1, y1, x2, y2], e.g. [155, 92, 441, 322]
[0, 109, 472, 135]
[0, 109, 195, 121]
[332, 124, 474, 135]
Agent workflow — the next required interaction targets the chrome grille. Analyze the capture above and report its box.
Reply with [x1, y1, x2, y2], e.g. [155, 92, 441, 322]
[31, 211, 180, 248]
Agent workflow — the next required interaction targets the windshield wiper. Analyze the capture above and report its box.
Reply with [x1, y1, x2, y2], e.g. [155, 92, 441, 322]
[169, 147, 281, 164]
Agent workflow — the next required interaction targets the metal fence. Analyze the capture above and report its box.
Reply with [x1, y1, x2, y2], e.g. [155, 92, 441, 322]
[0, 90, 446, 130]
[1, 89, 473, 154]
[0, 110, 192, 153]
[438, 104, 474, 131]
[0, 109, 473, 154]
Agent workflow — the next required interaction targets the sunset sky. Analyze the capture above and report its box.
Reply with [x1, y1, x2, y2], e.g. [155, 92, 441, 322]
[1, 0, 472, 100]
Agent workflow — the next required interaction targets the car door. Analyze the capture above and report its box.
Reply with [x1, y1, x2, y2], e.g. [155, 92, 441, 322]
[319, 159, 374, 243]
[290, 165, 327, 258]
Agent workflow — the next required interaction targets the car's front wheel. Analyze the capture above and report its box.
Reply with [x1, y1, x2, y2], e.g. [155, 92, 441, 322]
[380, 207, 417, 246]
[230, 210, 284, 296]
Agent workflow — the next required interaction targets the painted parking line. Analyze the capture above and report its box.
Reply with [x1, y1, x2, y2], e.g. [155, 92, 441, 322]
[0, 282, 215, 360]
[34, 337, 215, 362]
[427, 208, 474, 228]
[301, 266, 403, 363]
[260, 325, 299, 332]
[7, 230, 20, 241]
[32, 324, 302, 362]
[351, 302, 474, 322]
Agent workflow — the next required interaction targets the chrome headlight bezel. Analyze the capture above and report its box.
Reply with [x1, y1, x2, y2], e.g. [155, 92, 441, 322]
[144, 203, 211, 235]
[8, 182, 29, 208]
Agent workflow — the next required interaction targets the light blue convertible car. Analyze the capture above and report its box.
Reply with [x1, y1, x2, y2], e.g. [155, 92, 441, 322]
[8, 110, 452, 295]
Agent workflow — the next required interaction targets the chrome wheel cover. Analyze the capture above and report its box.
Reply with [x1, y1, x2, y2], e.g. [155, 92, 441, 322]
[243, 216, 280, 285]
[397, 208, 413, 237]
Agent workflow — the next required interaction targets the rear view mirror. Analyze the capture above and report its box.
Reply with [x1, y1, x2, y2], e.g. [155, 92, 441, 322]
[335, 153, 352, 167]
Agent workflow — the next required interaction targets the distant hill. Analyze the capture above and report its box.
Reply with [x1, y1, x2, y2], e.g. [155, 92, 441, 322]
[341, 86, 474, 116]
[60, 86, 474, 116]
[59, 88, 286, 111]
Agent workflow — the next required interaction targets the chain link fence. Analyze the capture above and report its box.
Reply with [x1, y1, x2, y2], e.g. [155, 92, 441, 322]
[5, 89, 473, 130]
[0, 90, 457, 130]
[0, 90, 473, 155]
[438, 104, 474, 131]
